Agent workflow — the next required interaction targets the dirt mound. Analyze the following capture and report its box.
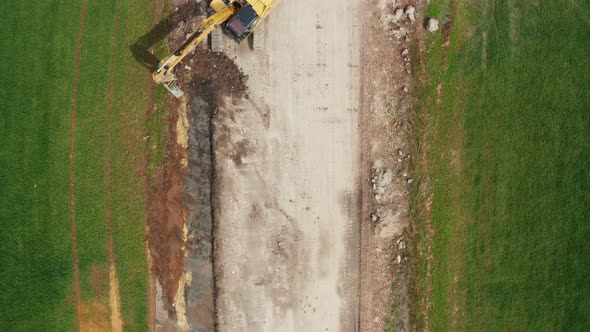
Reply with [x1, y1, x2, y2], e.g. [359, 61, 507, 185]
[168, 0, 248, 105]
[147, 131, 187, 318]
[183, 49, 248, 105]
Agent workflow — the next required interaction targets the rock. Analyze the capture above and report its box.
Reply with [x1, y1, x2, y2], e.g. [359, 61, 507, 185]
[401, 48, 409, 56]
[392, 27, 408, 40]
[405, 6, 416, 22]
[184, 65, 192, 71]
[382, 13, 394, 25]
[403, 86, 409, 92]
[426, 18, 439, 32]
[253, 275, 264, 286]
[393, 8, 404, 23]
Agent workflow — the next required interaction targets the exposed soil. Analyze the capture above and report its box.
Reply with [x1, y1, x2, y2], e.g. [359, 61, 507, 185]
[146, 1, 247, 329]
[147, 131, 188, 317]
[68, 0, 88, 328]
[359, 0, 419, 330]
[79, 300, 111, 332]
[179, 49, 248, 105]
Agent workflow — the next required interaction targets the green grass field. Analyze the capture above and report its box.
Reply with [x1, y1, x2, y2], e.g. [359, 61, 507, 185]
[413, 0, 590, 330]
[0, 0, 168, 330]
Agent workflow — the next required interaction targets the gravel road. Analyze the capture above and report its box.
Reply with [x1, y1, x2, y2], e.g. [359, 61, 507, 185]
[212, 0, 361, 330]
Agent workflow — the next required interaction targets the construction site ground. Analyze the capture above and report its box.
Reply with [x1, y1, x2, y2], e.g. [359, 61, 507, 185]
[150, 0, 418, 330]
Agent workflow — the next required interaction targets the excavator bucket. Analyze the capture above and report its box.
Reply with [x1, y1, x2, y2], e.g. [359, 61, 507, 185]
[164, 80, 184, 98]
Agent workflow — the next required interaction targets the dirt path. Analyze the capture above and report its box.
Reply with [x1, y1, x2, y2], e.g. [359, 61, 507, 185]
[69, 0, 88, 329]
[213, 0, 361, 330]
[357, 1, 418, 330]
[105, 3, 123, 331]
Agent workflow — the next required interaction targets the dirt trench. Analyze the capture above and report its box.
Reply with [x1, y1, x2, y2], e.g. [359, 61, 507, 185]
[147, 1, 247, 330]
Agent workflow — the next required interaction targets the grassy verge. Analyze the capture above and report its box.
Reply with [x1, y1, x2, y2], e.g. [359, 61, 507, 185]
[412, 0, 590, 330]
[0, 0, 169, 330]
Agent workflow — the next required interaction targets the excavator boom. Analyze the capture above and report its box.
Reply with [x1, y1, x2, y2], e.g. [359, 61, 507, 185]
[152, 3, 238, 97]
[152, 0, 280, 98]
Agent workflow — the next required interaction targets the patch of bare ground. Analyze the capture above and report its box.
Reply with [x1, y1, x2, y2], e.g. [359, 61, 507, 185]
[146, 1, 247, 329]
[79, 299, 112, 332]
[359, 0, 421, 330]
[147, 110, 188, 317]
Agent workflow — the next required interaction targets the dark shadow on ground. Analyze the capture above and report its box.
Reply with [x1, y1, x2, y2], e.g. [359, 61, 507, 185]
[130, 2, 205, 72]
[130, 17, 173, 71]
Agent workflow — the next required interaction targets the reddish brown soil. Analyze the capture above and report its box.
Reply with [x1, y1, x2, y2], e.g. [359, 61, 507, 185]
[69, 0, 88, 328]
[147, 103, 187, 317]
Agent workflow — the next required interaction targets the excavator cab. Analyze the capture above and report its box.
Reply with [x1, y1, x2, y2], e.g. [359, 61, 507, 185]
[226, 5, 259, 42]
[153, 0, 280, 98]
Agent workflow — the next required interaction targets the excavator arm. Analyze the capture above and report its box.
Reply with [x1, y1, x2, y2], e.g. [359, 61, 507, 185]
[152, 3, 239, 97]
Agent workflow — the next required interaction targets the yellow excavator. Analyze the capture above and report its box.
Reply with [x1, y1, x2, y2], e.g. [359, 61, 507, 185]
[153, 0, 279, 97]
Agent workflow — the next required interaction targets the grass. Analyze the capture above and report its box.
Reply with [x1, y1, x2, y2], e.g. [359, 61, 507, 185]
[412, 0, 590, 330]
[0, 0, 169, 330]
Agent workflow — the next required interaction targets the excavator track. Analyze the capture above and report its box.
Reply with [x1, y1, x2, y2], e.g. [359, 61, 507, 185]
[210, 26, 224, 52]
[252, 21, 265, 51]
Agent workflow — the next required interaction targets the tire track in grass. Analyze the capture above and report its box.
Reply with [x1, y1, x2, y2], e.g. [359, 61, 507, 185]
[105, 2, 123, 331]
[146, 1, 166, 330]
[69, 0, 88, 329]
